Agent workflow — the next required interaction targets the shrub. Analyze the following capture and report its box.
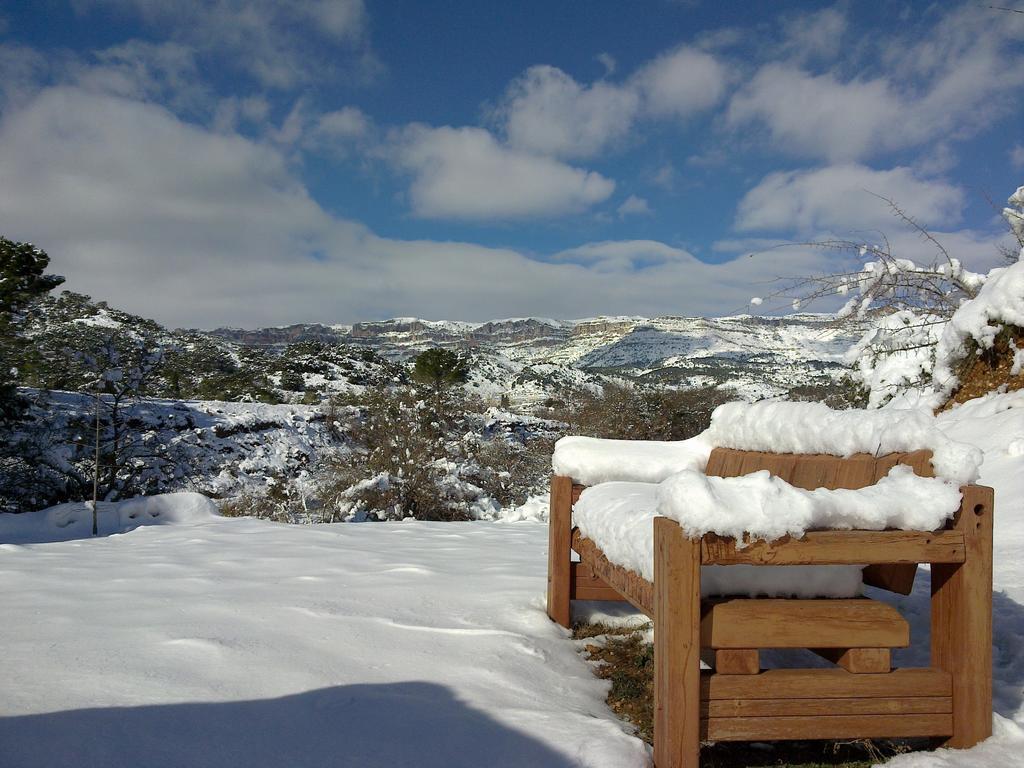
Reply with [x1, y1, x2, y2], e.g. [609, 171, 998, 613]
[412, 347, 471, 390]
[550, 383, 733, 441]
[318, 384, 483, 521]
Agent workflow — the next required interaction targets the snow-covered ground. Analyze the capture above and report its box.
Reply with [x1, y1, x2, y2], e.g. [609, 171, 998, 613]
[2, 392, 1023, 767]
[0, 505, 647, 767]
[880, 391, 1024, 767]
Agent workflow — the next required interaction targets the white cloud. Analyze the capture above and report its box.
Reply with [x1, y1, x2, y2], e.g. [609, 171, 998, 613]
[389, 124, 615, 220]
[0, 85, 852, 327]
[490, 65, 639, 159]
[316, 106, 370, 141]
[617, 195, 652, 218]
[727, 6, 1024, 161]
[717, 227, 1011, 302]
[71, 40, 209, 111]
[489, 45, 728, 160]
[596, 52, 616, 76]
[650, 164, 677, 191]
[249, 97, 370, 154]
[72, 0, 374, 88]
[631, 45, 729, 119]
[735, 164, 965, 234]
[776, 6, 847, 63]
[553, 240, 692, 272]
[1012, 145, 1024, 169]
[726, 65, 902, 162]
[212, 95, 271, 134]
[0, 42, 50, 110]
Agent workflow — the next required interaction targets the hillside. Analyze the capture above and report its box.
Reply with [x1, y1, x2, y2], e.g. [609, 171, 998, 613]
[205, 313, 860, 405]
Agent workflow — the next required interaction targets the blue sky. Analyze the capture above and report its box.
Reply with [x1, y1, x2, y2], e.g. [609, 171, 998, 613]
[0, 0, 1022, 327]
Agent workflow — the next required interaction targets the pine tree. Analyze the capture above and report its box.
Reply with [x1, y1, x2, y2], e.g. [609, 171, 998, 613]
[0, 238, 64, 423]
[412, 348, 471, 390]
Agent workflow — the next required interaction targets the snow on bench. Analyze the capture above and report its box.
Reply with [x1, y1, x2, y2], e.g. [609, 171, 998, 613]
[553, 400, 982, 487]
[572, 469, 961, 595]
[553, 400, 975, 599]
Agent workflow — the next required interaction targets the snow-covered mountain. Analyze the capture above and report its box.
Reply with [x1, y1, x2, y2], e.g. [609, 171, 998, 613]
[207, 313, 861, 402]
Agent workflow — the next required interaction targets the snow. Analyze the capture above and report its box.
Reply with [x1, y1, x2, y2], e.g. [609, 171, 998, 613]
[1004, 185, 1024, 243]
[552, 433, 712, 486]
[572, 481, 864, 595]
[844, 310, 945, 409]
[658, 465, 960, 543]
[554, 400, 981, 486]
[0, 492, 218, 544]
[933, 259, 1024, 400]
[880, 389, 1024, 767]
[0, 505, 648, 768]
[706, 400, 981, 485]
[572, 467, 959, 585]
[1, 394, 1023, 766]
[499, 493, 550, 522]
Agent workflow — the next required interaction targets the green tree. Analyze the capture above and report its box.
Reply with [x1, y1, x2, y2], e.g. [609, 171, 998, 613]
[0, 238, 64, 422]
[412, 347, 470, 390]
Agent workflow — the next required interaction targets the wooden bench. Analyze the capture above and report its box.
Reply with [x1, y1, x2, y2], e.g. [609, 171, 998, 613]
[547, 447, 994, 767]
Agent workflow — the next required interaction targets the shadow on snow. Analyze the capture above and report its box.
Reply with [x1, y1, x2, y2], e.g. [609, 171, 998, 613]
[0, 681, 578, 768]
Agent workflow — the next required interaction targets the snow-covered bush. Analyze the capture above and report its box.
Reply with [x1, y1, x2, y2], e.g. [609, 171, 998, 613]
[318, 385, 491, 521]
[841, 184, 1024, 409]
[317, 385, 559, 521]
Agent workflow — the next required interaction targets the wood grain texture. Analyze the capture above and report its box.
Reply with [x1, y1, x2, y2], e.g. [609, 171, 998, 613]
[700, 649, 760, 675]
[702, 713, 952, 741]
[569, 561, 626, 602]
[654, 517, 701, 768]
[571, 531, 653, 616]
[931, 484, 994, 748]
[703, 696, 951, 718]
[701, 668, 952, 700]
[701, 598, 909, 649]
[706, 448, 934, 595]
[811, 647, 891, 674]
[862, 562, 920, 595]
[704, 448, 933, 490]
[546, 475, 573, 628]
[700, 530, 964, 566]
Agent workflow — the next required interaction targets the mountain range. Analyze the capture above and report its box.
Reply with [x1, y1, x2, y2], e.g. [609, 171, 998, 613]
[206, 314, 862, 404]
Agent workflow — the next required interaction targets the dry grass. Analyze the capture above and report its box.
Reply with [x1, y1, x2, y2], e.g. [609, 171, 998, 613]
[943, 325, 1024, 409]
[572, 622, 916, 768]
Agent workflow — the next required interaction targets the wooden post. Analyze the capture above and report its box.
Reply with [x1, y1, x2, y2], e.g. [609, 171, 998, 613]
[931, 485, 994, 748]
[701, 648, 760, 675]
[546, 475, 574, 628]
[654, 517, 701, 768]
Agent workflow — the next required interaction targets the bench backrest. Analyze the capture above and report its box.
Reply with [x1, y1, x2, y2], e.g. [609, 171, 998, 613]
[705, 447, 936, 595]
[705, 447, 934, 489]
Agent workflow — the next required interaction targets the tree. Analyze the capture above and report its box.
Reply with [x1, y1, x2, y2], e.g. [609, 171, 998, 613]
[320, 383, 480, 521]
[0, 238, 64, 422]
[412, 348, 471, 390]
[71, 332, 165, 533]
[755, 187, 1023, 407]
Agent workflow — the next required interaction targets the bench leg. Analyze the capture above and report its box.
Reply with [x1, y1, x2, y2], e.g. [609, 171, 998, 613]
[931, 485, 994, 748]
[546, 475, 573, 628]
[654, 518, 701, 768]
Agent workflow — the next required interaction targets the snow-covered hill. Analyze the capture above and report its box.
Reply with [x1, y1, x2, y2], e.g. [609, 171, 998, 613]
[207, 313, 861, 403]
